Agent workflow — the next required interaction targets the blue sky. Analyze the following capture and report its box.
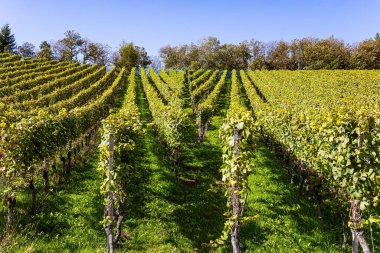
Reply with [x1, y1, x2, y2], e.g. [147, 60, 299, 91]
[1, 0, 379, 55]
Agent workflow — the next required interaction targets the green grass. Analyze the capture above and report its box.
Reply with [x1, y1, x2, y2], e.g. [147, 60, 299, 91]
[0, 149, 106, 253]
[1, 75, 378, 252]
[240, 144, 344, 252]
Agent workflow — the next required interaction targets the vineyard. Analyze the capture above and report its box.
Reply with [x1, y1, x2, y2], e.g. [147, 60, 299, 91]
[0, 53, 379, 252]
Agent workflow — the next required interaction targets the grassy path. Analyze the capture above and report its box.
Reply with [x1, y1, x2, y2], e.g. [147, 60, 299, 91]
[120, 77, 231, 252]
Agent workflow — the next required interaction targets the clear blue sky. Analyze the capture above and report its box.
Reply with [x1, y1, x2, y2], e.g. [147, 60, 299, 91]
[1, 0, 379, 56]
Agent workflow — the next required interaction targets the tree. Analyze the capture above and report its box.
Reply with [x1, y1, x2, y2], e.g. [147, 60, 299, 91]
[297, 36, 351, 69]
[160, 37, 251, 70]
[249, 55, 267, 70]
[289, 39, 302, 70]
[267, 40, 290, 69]
[248, 39, 267, 70]
[81, 38, 91, 64]
[0, 24, 17, 53]
[288, 37, 316, 70]
[54, 30, 84, 61]
[149, 55, 163, 71]
[18, 42, 36, 59]
[315, 36, 351, 69]
[115, 42, 138, 70]
[234, 42, 252, 69]
[248, 39, 266, 59]
[351, 33, 380, 69]
[82, 39, 111, 66]
[157, 35, 378, 70]
[215, 44, 235, 69]
[198, 37, 221, 69]
[51, 40, 65, 60]
[159, 45, 188, 69]
[115, 42, 151, 71]
[187, 44, 202, 69]
[159, 45, 177, 68]
[215, 43, 251, 69]
[136, 46, 152, 67]
[37, 41, 53, 59]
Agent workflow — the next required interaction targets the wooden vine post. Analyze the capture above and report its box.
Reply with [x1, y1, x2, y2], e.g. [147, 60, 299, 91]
[6, 196, 16, 230]
[105, 133, 115, 253]
[350, 200, 371, 253]
[350, 130, 371, 253]
[42, 160, 49, 193]
[213, 70, 256, 252]
[98, 67, 141, 251]
[198, 110, 205, 143]
[231, 128, 241, 253]
[217, 119, 254, 253]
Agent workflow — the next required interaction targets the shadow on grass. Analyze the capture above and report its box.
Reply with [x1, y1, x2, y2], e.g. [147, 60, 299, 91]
[0, 149, 106, 253]
[240, 143, 344, 252]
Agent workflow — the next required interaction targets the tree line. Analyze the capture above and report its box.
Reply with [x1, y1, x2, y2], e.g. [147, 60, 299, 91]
[0, 24, 151, 71]
[2, 23, 379, 70]
[160, 35, 380, 70]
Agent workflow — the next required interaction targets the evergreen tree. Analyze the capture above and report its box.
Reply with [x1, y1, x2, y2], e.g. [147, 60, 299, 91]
[36, 41, 53, 59]
[0, 24, 17, 53]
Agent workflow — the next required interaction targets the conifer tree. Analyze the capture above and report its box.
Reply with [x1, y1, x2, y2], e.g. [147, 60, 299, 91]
[0, 24, 17, 53]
